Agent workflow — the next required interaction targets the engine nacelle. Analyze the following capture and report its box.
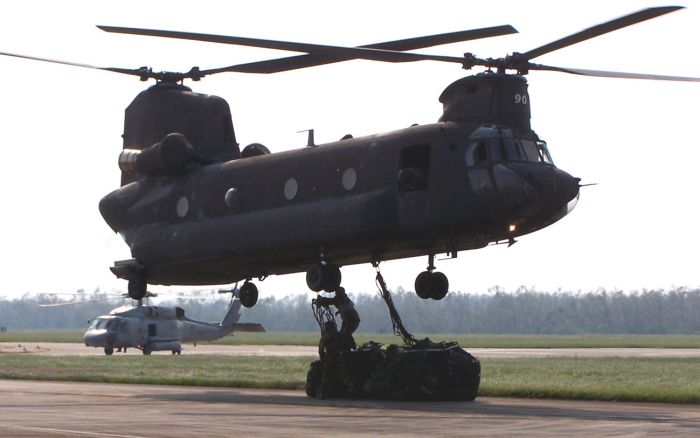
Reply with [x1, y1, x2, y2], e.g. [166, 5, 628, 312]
[119, 133, 209, 176]
[241, 142, 271, 158]
[142, 306, 181, 320]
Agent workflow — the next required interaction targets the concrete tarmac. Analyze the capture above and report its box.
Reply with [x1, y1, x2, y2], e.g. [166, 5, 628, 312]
[0, 380, 698, 437]
[3, 342, 700, 358]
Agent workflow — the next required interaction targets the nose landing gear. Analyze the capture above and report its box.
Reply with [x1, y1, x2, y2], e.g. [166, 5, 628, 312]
[414, 254, 449, 300]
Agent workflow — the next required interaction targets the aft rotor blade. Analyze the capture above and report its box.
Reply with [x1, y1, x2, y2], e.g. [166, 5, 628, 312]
[531, 63, 700, 82]
[207, 25, 517, 74]
[97, 25, 466, 68]
[0, 50, 149, 78]
[520, 6, 684, 61]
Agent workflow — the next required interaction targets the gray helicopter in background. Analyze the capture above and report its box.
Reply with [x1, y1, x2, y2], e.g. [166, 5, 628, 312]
[83, 291, 264, 355]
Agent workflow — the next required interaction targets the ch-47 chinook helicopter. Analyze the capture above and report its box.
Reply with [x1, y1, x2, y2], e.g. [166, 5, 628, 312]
[3, 6, 698, 309]
[83, 291, 264, 356]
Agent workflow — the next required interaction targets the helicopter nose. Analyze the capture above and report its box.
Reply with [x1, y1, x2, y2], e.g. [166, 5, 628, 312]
[503, 163, 580, 222]
[553, 169, 581, 211]
[84, 329, 109, 347]
[492, 164, 542, 216]
[529, 166, 580, 221]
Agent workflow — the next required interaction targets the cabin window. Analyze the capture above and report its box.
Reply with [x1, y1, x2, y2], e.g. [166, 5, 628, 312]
[342, 168, 357, 191]
[176, 196, 189, 218]
[148, 323, 157, 337]
[398, 144, 430, 192]
[284, 178, 298, 200]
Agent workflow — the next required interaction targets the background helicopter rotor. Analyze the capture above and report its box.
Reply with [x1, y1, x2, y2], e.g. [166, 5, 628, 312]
[98, 6, 700, 82]
[37, 291, 158, 308]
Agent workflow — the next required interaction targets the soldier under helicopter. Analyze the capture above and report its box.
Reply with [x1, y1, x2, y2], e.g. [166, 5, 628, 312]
[315, 287, 360, 351]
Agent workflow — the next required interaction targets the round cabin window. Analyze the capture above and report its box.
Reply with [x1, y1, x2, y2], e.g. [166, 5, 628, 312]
[284, 178, 298, 200]
[176, 196, 189, 218]
[342, 168, 357, 191]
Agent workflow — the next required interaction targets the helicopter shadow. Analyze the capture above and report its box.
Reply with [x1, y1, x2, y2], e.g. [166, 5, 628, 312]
[137, 388, 684, 427]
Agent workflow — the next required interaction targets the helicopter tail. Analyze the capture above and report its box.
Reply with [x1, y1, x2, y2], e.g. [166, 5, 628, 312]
[220, 298, 266, 332]
[221, 298, 242, 328]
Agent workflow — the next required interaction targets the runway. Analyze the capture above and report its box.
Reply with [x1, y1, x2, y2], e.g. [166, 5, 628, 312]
[0, 380, 698, 437]
[2, 342, 700, 358]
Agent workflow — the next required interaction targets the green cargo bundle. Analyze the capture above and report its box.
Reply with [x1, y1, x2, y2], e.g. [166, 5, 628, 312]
[306, 339, 481, 401]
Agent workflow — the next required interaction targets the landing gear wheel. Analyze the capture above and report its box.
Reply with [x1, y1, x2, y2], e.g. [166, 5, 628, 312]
[306, 264, 324, 292]
[104, 347, 114, 356]
[322, 265, 341, 292]
[240, 282, 259, 308]
[414, 271, 449, 300]
[429, 271, 449, 300]
[306, 264, 342, 292]
[414, 271, 433, 299]
[127, 272, 147, 300]
[142, 347, 151, 356]
[172, 349, 181, 355]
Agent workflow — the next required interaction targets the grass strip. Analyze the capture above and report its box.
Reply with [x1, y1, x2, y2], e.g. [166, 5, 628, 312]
[0, 355, 311, 390]
[478, 357, 700, 404]
[0, 354, 697, 404]
[3, 331, 700, 348]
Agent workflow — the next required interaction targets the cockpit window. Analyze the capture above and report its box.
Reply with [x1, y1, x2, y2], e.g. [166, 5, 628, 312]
[88, 318, 118, 330]
[500, 137, 526, 162]
[465, 140, 488, 166]
[465, 136, 554, 167]
[521, 140, 542, 162]
[537, 141, 554, 164]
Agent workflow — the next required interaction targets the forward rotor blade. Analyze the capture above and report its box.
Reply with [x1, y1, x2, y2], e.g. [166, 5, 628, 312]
[98, 25, 466, 68]
[531, 63, 700, 82]
[0, 50, 149, 78]
[203, 25, 517, 74]
[520, 6, 683, 61]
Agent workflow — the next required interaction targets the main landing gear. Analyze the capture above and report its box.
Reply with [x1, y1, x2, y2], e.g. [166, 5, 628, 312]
[127, 271, 147, 301]
[239, 280, 259, 308]
[414, 254, 449, 300]
[305, 263, 342, 292]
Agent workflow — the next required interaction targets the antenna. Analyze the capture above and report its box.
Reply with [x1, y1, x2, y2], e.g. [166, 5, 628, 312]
[298, 129, 316, 147]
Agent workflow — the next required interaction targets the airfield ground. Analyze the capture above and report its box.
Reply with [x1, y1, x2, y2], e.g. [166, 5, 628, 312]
[1, 342, 699, 404]
[1, 380, 699, 437]
[1, 340, 698, 435]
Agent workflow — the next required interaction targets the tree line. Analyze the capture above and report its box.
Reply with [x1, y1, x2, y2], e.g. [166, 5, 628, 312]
[1, 287, 699, 334]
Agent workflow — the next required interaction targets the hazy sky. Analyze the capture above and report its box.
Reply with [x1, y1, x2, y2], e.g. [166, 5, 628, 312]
[0, 0, 698, 301]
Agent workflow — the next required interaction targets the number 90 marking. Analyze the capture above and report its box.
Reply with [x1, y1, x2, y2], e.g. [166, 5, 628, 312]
[514, 93, 528, 104]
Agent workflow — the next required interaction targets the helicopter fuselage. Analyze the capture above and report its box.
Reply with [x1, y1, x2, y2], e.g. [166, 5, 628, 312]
[100, 118, 580, 286]
[83, 299, 261, 354]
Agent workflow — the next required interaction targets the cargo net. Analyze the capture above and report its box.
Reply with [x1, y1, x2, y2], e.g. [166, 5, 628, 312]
[306, 267, 481, 401]
[311, 298, 342, 359]
[374, 267, 417, 347]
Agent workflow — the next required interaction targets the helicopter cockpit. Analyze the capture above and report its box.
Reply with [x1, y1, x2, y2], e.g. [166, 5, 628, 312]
[87, 316, 121, 332]
[465, 125, 553, 167]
